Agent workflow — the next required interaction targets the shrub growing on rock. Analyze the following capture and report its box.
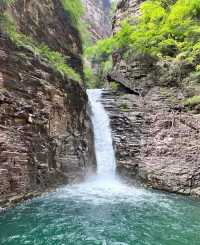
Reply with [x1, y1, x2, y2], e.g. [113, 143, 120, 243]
[86, 0, 200, 79]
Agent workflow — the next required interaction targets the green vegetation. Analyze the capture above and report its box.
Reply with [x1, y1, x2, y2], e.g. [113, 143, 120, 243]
[84, 66, 96, 88]
[86, 0, 200, 81]
[0, 13, 81, 82]
[0, 0, 15, 7]
[60, 0, 95, 86]
[0, 0, 87, 82]
[109, 1, 118, 19]
[120, 103, 129, 112]
[184, 95, 200, 107]
[189, 71, 200, 83]
[110, 81, 119, 90]
[0, 0, 15, 13]
[60, 0, 84, 27]
[83, 59, 112, 88]
[61, 0, 92, 49]
[85, 41, 113, 88]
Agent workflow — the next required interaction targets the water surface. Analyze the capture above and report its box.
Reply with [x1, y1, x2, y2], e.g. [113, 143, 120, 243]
[0, 89, 199, 245]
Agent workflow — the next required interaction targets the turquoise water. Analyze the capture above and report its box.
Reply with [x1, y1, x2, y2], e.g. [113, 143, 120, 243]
[0, 89, 199, 245]
[0, 182, 200, 245]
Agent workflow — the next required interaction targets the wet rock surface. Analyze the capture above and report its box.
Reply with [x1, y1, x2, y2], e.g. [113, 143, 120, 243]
[102, 89, 200, 197]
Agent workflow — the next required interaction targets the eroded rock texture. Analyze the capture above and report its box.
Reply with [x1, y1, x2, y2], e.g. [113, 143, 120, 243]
[0, 0, 96, 208]
[82, 0, 111, 42]
[105, 0, 200, 197]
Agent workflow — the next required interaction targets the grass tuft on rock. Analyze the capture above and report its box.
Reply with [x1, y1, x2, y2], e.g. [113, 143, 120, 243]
[184, 96, 200, 107]
[60, 0, 84, 27]
[2, 15, 81, 82]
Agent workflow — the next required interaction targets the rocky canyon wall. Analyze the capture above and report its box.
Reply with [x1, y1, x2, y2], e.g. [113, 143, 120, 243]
[0, 0, 96, 208]
[112, 0, 144, 34]
[82, 0, 111, 42]
[105, 0, 200, 197]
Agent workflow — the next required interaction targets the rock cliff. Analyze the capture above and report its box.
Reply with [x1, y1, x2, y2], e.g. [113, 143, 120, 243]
[105, 0, 200, 197]
[113, 0, 144, 34]
[82, 0, 111, 42]
[0, 0, 96, 208]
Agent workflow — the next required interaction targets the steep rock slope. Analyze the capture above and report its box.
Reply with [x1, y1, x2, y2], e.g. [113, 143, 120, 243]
[0, 0, 96, 208]
[82, 0, 111, 42]
[112, 0, 144, 34]
[105, 0, 200, 197]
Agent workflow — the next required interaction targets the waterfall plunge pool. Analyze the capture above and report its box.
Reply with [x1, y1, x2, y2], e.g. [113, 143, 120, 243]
[0, 89, 200, 245]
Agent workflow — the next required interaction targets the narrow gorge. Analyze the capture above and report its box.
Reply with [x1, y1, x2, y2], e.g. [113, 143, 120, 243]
[0, 0, 200, 244]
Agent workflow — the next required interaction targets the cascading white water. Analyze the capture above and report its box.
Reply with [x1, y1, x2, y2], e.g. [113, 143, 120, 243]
[66, 88, 151, 202]
[87, 89, 116, 179]
[1, 90, 199, 245]
[54, 88, 152, 203]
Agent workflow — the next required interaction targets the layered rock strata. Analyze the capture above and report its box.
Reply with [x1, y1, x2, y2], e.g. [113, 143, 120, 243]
[102, 89, 200, 197]
[82, 0, 111, 42]
[0, 0, 96, 208]
[105, 0, 200, 197]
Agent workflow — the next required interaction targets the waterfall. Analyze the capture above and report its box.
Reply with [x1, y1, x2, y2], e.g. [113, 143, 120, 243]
[1, 91, 199, 245]
[56, 89, 149, 202]
[87, 89, 116, 179]
[0, 90, 200, 245]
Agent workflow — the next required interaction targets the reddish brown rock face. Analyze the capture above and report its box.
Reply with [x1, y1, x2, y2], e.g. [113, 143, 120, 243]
[0, 0, 96, 207]
[106, 0, 200, 197]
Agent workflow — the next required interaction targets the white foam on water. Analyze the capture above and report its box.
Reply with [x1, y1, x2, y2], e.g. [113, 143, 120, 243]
[54, 89, 160, 205]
